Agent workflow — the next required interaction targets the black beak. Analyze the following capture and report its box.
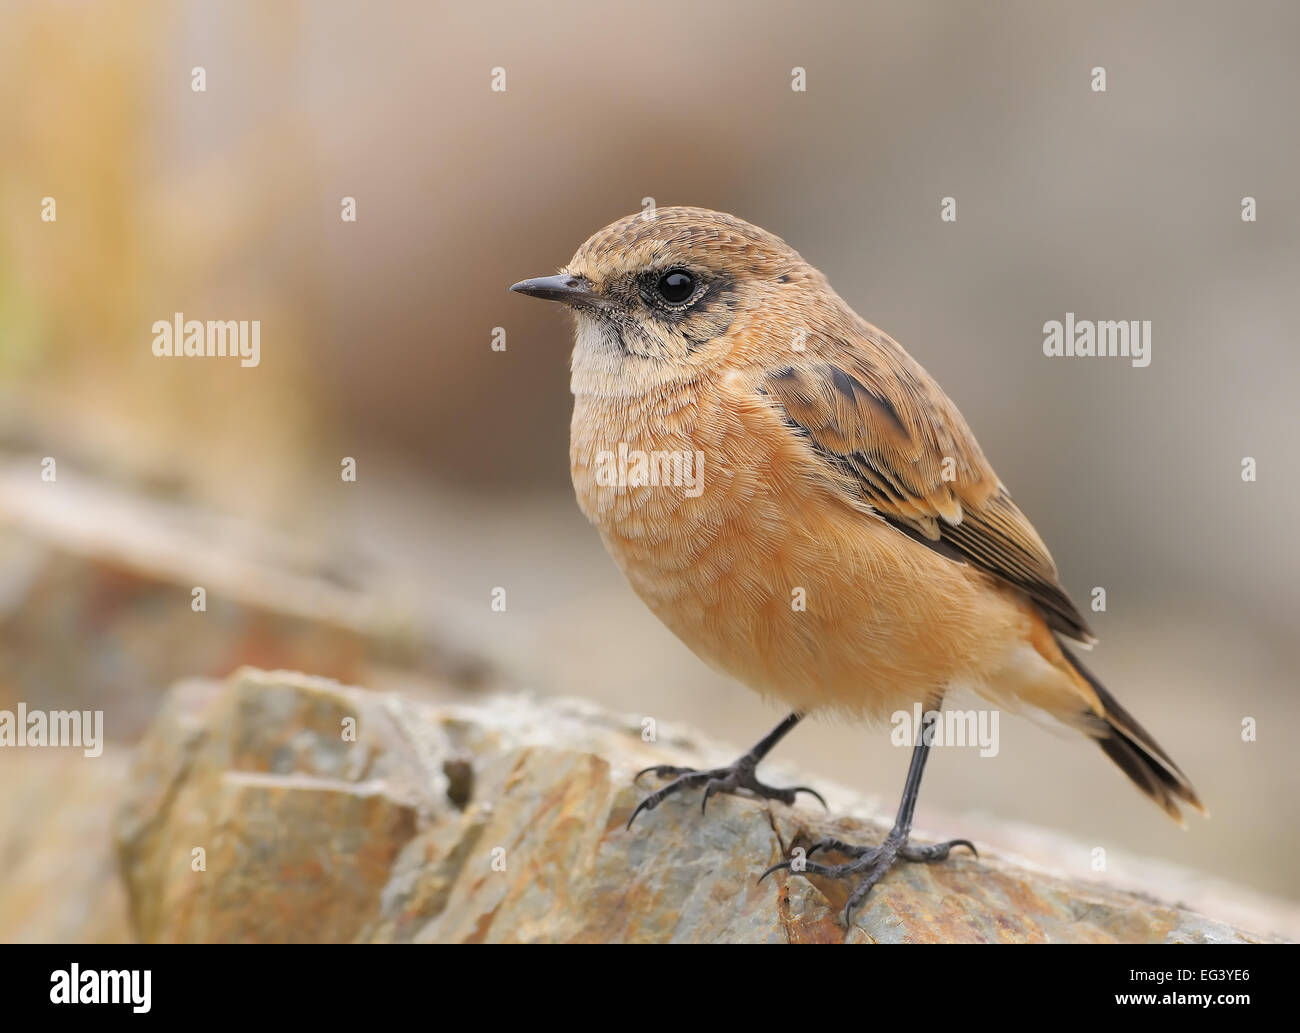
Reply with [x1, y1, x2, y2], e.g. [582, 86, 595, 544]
[509, 274, 617, 310]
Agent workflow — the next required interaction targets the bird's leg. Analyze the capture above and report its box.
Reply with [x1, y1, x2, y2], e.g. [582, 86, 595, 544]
[627, 712, 826, 829]
[759, 705, 977, 925]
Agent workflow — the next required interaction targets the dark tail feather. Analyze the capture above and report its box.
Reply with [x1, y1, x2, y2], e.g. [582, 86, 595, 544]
[1059, 642, 1207, 825]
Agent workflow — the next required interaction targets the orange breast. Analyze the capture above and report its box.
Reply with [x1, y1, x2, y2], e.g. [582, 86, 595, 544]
[569, 374, 1037, 720]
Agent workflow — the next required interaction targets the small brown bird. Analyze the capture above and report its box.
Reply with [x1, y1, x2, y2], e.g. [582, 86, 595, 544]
[511, 207, 1204, 923]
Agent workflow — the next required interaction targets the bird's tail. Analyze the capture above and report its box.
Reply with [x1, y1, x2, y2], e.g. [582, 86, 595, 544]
[1059, 642, 1207, 826]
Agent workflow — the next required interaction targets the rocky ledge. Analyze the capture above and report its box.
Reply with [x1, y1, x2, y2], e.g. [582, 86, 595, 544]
[112, 668, 1265, 944]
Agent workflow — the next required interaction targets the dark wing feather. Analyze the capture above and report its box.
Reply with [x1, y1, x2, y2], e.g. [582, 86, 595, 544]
[761, 326, 1094, 643]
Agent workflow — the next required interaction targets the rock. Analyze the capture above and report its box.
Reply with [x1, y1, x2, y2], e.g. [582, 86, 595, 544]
[114, 668, 1272, 944]
[0, 751, 132, 943]
[0, 461, 494, 742]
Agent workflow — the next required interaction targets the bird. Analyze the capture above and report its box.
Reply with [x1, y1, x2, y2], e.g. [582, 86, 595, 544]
[510, 206, 1205, 924]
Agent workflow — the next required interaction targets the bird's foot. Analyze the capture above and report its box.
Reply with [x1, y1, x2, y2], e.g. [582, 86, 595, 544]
[627, 758, 826, 829]
[760, 833, 977, 925]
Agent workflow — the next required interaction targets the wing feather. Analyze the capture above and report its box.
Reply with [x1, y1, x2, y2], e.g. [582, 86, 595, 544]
[761, 327, 1094, 643]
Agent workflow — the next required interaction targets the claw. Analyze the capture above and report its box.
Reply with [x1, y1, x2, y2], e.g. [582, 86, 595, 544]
[806, 836, 860, 858]
[625, 795, 656, 830]
[627, 760, 826, 829]
[760, 832, 979, 924]
[898, 837, 978, 862]
[633, 764, 688, 784]
[791, 786, 829, 810]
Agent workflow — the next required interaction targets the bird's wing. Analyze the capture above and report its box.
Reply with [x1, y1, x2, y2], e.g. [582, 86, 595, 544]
[759, 322, 1095, 642]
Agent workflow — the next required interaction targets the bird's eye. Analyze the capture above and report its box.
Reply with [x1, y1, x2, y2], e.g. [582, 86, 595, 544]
[656, 269, 696, 305]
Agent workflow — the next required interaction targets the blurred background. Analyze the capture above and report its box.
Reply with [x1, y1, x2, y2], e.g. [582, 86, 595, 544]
[1, 0, 1297, 938]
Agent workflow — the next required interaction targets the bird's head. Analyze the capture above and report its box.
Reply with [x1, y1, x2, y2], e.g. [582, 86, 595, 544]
[511, 207, 826, 394]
